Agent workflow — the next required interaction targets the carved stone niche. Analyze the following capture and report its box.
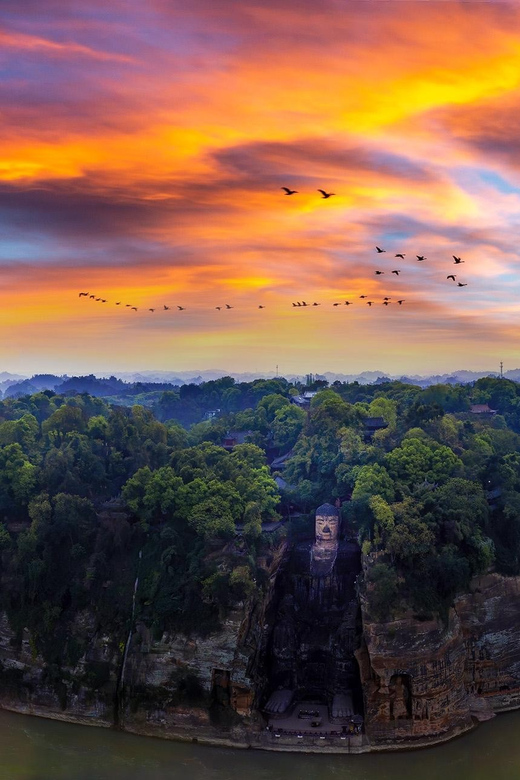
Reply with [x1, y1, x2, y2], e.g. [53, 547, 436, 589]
[389, 673, 413, 720]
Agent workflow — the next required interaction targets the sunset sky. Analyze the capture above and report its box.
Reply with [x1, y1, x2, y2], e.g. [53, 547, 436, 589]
[3, 0, 520, 377]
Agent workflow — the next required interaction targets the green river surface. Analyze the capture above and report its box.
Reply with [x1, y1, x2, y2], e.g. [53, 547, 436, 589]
[1, 709, 520, 780]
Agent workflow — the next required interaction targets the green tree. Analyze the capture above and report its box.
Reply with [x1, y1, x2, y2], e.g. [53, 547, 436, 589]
[351, 464, 395, 503]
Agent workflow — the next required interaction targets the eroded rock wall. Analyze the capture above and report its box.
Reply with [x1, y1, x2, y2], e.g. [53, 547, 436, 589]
[118, 539, 287, 741]
[0, 610, 118, 726]
[358, 571, 520, 746]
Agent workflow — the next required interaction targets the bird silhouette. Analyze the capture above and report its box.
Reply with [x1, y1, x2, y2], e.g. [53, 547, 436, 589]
[225, 304, 233, 309]
[383, 297, 391, 301]
[318, 189, 334, 198]
[178, 306, 186, 310]
[344, 301, 353, 306]
[376, 247, 386, 253]
[131, 307, 138, 311]
[163, 305, 170, 310]
[375, 270, 384, 275]
[391, 270, 400, 275]
[78, 292, 89, 297]
[101, 299, 107, 303]
[149, 308, 155, 312]
[416, 255, 426, 261]
[453, 256, 464, 264]
[457, 282, 468, 287]
[312, 302, 320, 306]
[447, 275, 456, 281]
[95, 298, 101, 301]
[397, 300, 405, 305]
[366, 301, 373, 306]
[359, 295, 367, 299]
[333, 303, 341, 306]
[258, 305, 265, 309]
[301, 301, 309, 307]
[125, 304, 132, 307]
[281, 187, 298, 195]
[383, 301, 390, 306]
[216, 306, 222, 310]
[395, 253, 405, 259]
[115, 302, 121, 305]
[89, 295, 95, 299]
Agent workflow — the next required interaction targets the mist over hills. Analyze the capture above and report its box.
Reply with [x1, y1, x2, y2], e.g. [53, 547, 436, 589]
[1, 367, 519, 399]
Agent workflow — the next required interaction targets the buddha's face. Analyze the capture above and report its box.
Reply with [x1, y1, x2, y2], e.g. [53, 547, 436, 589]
[315, 516, 339, 542]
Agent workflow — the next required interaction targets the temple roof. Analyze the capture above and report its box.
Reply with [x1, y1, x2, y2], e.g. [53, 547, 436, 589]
[315, 502, 339, 517]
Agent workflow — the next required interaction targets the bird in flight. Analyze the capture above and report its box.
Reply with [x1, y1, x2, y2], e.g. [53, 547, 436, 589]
[359, 295, 367, 299]
[312, 302, 320, 306]
[375, 270, 384, 275]
[115, 302, 121, 305]
[397, 300, 405, 305]
[318, 189, 334, 198]
[149, 308, 155, 313]
[177, 306, 186, 310]
[453, 256, 464, 264]
[376, 247, 386, 253]
[225, 304, 233, 309]
[457, 282, 468, 287]
[383, 301, 390, 306]
[366, 301, 373, 306]
[416, 255, 426, 261]
[163, 305, 170, 310]
[395, 253, 405, 259]
[301, 301, 309, 307]
[383, 297, 391, 301]
[78, 292, 89, 297]
[89, 295, 96, 299]
[344, 301, 353, 306]
[281, 187, 298, 195]
[131, 307, 138, 311]
[125, 304, 132, 308]
[258, 305, 265, 309]
[447, 275, 456, 281]
[333, 302, 341, 306]
[391, 270, 400, 275]
[216, 306, 222, 310]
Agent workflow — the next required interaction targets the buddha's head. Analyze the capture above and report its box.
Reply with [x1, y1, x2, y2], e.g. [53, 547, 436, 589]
[315, 504, 340, 543]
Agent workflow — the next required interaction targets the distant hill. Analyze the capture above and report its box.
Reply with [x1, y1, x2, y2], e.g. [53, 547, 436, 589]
[4, 374, 64, 398]
[2, 367, 519, 399]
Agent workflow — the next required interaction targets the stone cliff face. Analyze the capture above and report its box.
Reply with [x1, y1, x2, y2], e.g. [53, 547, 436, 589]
[1, 538, 520, 751]
[0, 609, 119, 726]
[358, 571, 520, 746]
[0, 539, 287, 745]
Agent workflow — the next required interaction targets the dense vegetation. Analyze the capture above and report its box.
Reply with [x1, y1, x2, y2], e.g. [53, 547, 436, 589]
[0, 373, 520, 669]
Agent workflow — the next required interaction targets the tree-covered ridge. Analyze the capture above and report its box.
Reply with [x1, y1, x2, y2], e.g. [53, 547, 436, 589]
[0, 373, 519, 664]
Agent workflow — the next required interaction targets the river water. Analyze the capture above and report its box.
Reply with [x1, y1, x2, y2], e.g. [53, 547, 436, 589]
[1, 709, 519, 780]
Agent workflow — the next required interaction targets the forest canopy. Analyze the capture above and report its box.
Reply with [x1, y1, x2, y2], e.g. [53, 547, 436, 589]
[0, 373, 519, 660]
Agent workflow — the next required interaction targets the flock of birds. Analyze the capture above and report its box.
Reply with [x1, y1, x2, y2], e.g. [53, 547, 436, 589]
[78, 188, 470, 314]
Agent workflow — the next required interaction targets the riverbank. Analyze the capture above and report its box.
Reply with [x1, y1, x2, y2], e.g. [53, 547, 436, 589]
[0, 699, 486, 754]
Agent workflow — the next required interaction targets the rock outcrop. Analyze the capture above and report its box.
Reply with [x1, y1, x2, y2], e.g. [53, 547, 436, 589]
[358, 571, 520, 746]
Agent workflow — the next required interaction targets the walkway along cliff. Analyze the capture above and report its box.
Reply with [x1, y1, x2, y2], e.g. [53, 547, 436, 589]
[1, 504, 520, 752]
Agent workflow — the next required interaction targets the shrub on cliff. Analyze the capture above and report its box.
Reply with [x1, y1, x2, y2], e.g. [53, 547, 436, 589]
[366, 562, 399, 622]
